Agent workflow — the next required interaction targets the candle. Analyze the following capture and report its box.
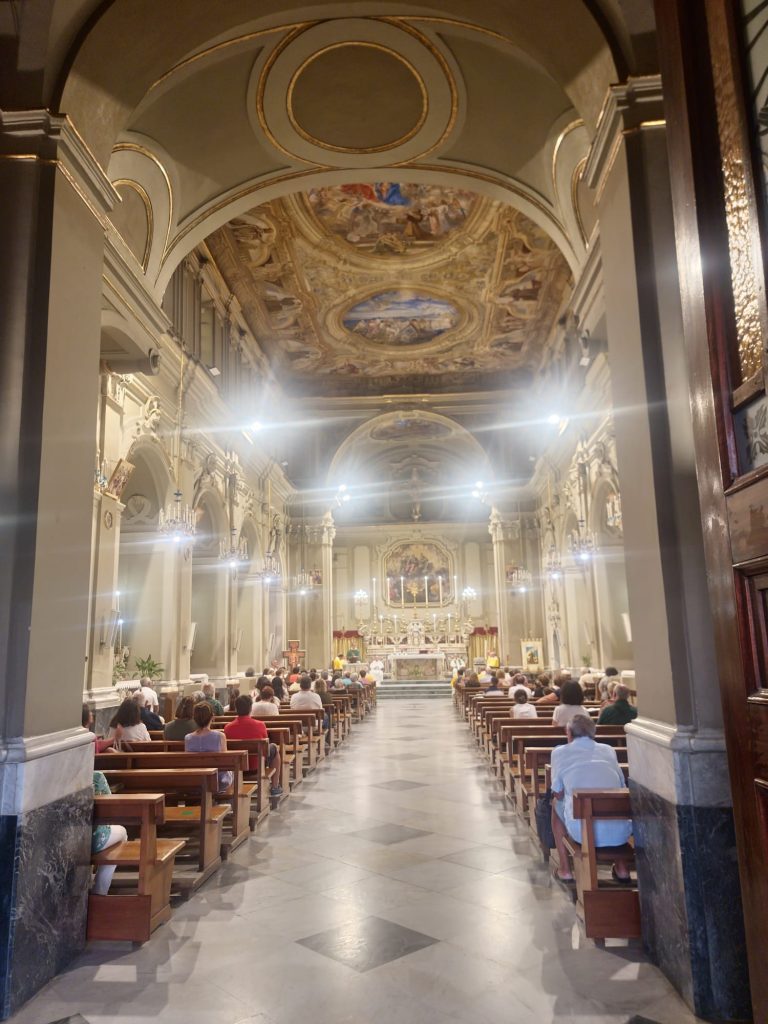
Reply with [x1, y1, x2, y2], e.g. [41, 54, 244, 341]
[372, 576, 376, 609]
[424, 576, 429, 608]
[438, 576, 443, 605]
[453, 574, 458, 602]
[394, 614, 398, 636]
[400, 576, 405, 608]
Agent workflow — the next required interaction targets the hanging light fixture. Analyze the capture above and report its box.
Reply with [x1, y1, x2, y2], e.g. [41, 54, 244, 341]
[508, 566, 533, 592]
[219, 527, 249, 569]
[159, 340, 195, 540]
[568, 518, 598, 562]
[296, 494, 311, 588]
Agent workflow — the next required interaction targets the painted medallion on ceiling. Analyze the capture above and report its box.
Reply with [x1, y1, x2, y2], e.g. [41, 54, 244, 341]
[306, 184, 477, 255]
[343, 290, 460, 345]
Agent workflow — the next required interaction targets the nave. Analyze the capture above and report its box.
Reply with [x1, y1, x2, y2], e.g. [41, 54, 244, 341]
[12, 702, 700, 1024]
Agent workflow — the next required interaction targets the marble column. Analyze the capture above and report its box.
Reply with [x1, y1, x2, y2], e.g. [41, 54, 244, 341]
[585, 79, 749, 1020]
[0, 111, 116, 1018]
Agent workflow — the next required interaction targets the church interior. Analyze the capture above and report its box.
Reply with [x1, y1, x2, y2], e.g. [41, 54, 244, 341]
[3, 1, 768, 1022]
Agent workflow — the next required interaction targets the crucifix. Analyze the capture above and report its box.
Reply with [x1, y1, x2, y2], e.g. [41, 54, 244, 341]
[282, 639, 305, 668]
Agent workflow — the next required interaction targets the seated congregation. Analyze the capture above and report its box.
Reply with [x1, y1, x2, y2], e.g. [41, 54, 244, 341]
[81, 667, 376, 942]
[455, 666, 640, 940]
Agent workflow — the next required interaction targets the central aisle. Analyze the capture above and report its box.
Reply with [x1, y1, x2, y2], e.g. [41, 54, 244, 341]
[14, 701, 702, 1024]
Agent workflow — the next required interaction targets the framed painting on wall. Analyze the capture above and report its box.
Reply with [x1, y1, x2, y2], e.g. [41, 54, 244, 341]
[383, 541, 452, 606]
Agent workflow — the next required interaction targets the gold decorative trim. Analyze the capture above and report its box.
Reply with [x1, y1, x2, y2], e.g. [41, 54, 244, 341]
[551, 119, 584, 194]
[707, 0, 765, 381]
[112, 142, 174, 259]
[571, 156, 588, 246]
[5, 153, 110, 227]
[112, 178, 154, 270]
[285, 41, 428, 154]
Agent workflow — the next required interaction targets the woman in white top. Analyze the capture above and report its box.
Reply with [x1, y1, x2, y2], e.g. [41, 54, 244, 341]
[105, 699, 151, 743]
[509, 672, 533, 698]
[512, 690, 538, 719]
[251, 685, 280, 717]
[552, 680, 591, 729]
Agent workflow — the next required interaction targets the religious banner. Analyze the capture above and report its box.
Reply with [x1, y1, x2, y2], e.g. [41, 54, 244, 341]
[521, 638, 544, 673]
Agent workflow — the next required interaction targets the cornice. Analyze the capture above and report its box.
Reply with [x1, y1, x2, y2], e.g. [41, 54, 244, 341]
[0, 110, 119, 216]
[584, 75, 664, 196]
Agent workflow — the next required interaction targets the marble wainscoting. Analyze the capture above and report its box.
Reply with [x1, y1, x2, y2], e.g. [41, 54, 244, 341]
[0, 731, 95, 1020]
[626, 719, 751, 1022]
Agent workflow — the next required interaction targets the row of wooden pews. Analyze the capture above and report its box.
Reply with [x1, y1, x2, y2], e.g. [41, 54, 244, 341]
[87, 690, 371, 943]
[457, 687, 640, 941]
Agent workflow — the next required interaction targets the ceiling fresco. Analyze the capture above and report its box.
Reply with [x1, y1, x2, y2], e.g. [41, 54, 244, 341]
[205, 184, 572, 397]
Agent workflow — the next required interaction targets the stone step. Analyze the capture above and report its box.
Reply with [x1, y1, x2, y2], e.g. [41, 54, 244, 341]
[377, 680, 452, 699]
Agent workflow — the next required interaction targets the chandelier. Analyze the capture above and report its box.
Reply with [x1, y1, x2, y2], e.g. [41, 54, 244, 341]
[354, 589, 369, 603]
[254, 551, 281, 582]
[219, 527, 249, 568]
[159, 489, 196, 539]
[462, 586, 477, 601]
[508, 566, 533, 592]
[159, 341, 195, 540]
[568, 518, 598, 562]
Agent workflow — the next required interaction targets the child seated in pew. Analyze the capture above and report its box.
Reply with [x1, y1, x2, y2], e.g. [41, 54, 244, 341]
[224, 694, 283, 797]
[512, 690, 538, 719]
[91, 771, 127, 894]
[550, 714, 632, 885]
[185, 703, 233, 793]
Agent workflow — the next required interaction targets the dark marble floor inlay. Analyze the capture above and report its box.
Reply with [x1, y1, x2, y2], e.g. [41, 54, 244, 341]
[625, 1017, 662, 1023]
[46, 1016, 89, 1023]
[372, 779, 426, 791]
[297, 915, 438, 972]
[350, 823, 431, 845]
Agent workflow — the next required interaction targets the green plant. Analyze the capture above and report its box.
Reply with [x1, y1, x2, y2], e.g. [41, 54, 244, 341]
[134, 654, 164, 680]
[581, 652, 591, 667]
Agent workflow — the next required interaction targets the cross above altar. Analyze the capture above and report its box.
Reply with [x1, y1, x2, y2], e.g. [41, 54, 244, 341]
[282, 639, 306, 668]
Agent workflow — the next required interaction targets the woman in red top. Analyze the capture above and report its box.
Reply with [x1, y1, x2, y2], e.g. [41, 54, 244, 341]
[223, 694, 282, 796]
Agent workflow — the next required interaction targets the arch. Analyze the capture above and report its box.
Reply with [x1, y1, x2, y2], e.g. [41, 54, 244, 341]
[121, 437, 175, 523]
[192, 485, 228, 554]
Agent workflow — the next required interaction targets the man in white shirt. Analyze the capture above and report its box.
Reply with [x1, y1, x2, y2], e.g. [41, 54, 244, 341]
[138, 676, 164, 722]
[550, 714, 631, 883]
[290, 675, 323, 710]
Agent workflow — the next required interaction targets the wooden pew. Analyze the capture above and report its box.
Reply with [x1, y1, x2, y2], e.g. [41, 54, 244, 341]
[563, 789, 640, 939]
[87, 793, 185, 942]
[96, 750, 253, 854]
[506, 732, 626, 810]
[100, 767, 224, 890]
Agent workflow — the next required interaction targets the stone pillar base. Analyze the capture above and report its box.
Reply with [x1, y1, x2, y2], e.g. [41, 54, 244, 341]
[626, 719, 750, 1021]
[0, 731, 94, 1019]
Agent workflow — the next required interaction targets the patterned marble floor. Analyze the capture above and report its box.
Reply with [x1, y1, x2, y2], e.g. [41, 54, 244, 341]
[10, 701, 706, 1024]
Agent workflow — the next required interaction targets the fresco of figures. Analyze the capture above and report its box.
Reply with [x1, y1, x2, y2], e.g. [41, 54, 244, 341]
[205, 188, 572, 396]
[343, 290, 460, 345]
[384, 542, 452, 605]
[306, 183, 477, 254]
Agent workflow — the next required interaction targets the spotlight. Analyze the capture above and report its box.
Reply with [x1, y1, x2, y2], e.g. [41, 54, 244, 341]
[547, 414, 560, 425]
[579, 551, 591, 562]
[300, 589, 307, 596]
[518, 586, 527, 594]
[229, 560, 237, 569]
[173, 533, 181, 543]
[338, 484, 347, 492]
[251, 420, 263, 432]
[342, 493, 351, 502]
[264, 576, 271, 584]
[475, 481, 484, 489]
[471, 490, 480, 499]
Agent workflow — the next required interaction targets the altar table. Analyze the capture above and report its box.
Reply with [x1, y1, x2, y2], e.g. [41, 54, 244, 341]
[390, 652, 445, 680]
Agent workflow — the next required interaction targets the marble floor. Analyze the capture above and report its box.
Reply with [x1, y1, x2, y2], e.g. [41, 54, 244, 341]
[10, 700, 705, 1024]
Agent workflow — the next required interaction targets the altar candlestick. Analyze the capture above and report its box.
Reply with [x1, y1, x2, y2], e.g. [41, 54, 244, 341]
[394, 614, 398, 636]
[400, 576, 405, 608]
[453, 575, 458, 602]
[424, 576, 429, 608]
[438, 576, 443, 605]
[432, 613, 437, 635]
[372, 577, 376, 610]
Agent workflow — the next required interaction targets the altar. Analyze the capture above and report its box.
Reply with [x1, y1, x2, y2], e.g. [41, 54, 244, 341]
[390, 652, 445, 680]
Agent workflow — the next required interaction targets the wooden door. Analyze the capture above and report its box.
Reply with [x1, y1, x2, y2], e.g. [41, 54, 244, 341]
[657, 1, 768, 1017]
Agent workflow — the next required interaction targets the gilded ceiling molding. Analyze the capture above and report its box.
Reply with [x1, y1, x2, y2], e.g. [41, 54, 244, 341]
[571, 157, 589, 248]
[112, 142, 174, 260]
[551, 118, 585, 194]
[285, 42, 429, 154]
[111, 178, 153, 270]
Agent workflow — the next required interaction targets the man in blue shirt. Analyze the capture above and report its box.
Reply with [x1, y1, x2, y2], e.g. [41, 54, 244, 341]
[550, 714, 632, 883]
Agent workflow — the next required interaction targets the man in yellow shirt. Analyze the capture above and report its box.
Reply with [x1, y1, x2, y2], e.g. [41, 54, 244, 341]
[333, 653, 345, 672]
[487, 650, 500, 671]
